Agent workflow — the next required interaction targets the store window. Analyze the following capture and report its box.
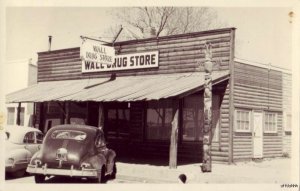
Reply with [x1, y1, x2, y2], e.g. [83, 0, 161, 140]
[70, 102, 87, 125]
[7, 107, 15, 125]
[146, 100, 173, 140]
[105, 103, 130, 139]
[182, 95, 203, 141]
[264, 112, 277, 133]
[47, 102, 61, 114]
[235, 109, 251, 132]
[44, 118, 61, 133]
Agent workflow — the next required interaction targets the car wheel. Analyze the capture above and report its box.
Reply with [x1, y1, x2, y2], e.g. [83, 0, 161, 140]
[34, 174, 46, 183]
[94, 166, 106, 183]
[111, 163, 117, 179]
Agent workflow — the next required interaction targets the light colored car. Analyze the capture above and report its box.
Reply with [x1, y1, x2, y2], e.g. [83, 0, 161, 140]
[5, 126, 44, 177]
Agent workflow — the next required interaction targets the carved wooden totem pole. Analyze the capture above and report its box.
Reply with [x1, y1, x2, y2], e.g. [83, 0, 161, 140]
[201, 43, 212, 172]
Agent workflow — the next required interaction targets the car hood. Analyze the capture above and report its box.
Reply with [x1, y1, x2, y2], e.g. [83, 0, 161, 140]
[5, 141, 22, 153]
[41, 139, 93, 167]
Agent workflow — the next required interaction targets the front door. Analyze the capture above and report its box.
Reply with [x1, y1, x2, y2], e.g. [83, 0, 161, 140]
[253, 112, 263, 158]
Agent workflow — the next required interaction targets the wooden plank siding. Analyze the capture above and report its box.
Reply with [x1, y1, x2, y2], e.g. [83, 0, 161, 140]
[233, 61, 283, 161]
[37, 29, 234, 82]
[210, 81, 230, 163]
[282, 72, 292, 155]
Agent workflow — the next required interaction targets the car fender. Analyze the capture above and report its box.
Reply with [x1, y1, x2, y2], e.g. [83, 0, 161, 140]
[105, 149, 116, 174]
[85, 154, 106, 171]
[6, 148, 31, 163]
[29, 150, 42, 164]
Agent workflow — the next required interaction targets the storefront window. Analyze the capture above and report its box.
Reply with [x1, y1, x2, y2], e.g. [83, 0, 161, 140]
[70, 102, 87, 125]
[182, 95, 203, 141]
[105, 103, 130, 139]
[146, 100, 173, 140]
[47, 102, 60, 114]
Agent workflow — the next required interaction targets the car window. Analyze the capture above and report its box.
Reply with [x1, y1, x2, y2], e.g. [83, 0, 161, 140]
[24, 132, 35, 144]
[51, 130, 87, 141]
[36, 132, 44, 144]
[95, 133, 106, 147]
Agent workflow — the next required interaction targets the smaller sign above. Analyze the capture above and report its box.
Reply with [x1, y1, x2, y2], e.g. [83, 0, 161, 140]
[80, 39, 115, 73]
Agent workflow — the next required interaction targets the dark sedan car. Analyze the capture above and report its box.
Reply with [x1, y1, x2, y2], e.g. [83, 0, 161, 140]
[26, 124, 116, 183]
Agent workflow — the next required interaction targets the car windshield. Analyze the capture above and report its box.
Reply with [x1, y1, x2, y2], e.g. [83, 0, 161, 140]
[51, 130, 87, 141]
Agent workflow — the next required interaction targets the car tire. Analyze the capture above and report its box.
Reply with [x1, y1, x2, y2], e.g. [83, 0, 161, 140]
[34, 174, 46, 183]
[110, 163, 117, 179]
[94, 166, 106, 183]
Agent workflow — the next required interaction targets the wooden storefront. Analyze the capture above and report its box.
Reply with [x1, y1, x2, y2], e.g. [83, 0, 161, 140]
[7, 27, 290, 165]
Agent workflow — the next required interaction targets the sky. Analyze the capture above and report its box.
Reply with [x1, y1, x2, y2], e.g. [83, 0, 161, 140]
[4, 6, 294, 70]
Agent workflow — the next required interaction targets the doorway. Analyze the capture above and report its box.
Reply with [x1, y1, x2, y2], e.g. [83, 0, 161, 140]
[253, 112, 263, 158]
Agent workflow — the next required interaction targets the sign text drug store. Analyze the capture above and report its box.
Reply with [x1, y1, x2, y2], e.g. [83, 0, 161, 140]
[81, 40, 159, 73]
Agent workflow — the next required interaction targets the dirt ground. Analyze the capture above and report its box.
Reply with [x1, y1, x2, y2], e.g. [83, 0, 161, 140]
[116, 157, 296, 184]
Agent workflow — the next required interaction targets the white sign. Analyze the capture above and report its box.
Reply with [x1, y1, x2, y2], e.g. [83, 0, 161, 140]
[82, 50, 159, 73]
[81, 39, 115, 73]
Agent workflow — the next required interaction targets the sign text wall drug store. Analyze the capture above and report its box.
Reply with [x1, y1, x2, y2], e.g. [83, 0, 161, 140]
[81, 39, 159, 73]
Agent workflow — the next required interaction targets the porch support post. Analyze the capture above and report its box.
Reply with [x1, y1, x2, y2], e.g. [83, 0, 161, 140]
[16, 102, 21, 126]
[201, 43, 213, 172]
[169, 109, 179, 169]
[98, 103, 104, 129]
[64, 102, 70, 124]
[39, 103, 44, 131]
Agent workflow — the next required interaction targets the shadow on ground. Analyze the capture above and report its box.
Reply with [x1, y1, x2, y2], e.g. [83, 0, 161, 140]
[116, 154, 201, 166]
[34, 175, 115, 184]
[5, 172, 32, 180]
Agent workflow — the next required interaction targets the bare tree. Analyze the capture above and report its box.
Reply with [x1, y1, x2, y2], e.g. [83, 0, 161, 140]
[104, 7, 226, 41]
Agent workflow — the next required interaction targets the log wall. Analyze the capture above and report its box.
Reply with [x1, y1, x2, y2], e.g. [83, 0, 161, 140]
[233, 61, 283, 161]
[37, 28, 235, 82]
[282, 72, 292, 155]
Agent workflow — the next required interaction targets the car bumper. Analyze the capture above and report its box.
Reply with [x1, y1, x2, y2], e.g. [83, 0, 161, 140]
[26, 164, 98, 177]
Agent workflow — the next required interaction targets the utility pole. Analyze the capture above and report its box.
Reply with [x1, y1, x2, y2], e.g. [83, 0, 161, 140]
[201, 43, 213, 172]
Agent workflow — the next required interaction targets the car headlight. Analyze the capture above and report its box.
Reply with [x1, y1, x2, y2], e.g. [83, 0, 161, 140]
[80, 162, 91, 169]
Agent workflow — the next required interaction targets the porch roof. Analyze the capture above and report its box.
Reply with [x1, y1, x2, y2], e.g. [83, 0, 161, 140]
[6, 71, 229, 103]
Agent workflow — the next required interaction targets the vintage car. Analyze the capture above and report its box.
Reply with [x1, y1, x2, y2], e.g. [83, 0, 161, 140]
[27, 124, 116, 183]
[5, 126, 44, 177]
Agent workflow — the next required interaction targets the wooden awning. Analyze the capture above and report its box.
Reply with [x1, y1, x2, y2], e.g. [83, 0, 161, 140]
[6, 71, 229, 103]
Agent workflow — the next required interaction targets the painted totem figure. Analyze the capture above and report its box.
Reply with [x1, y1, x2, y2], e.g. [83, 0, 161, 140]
[201, 43, 212, 172]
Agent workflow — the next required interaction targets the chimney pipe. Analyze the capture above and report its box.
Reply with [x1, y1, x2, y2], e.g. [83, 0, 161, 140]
[48, 36, 52, 51]
[143, 27, 156, 38]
